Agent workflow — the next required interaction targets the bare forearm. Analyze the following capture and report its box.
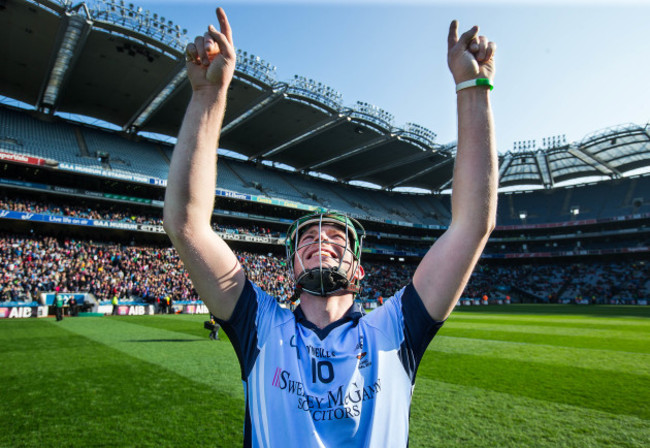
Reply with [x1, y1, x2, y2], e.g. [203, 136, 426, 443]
[450, 88, 498, 235]
[164, 88, 228, 234]
[412, 21, 497, 321]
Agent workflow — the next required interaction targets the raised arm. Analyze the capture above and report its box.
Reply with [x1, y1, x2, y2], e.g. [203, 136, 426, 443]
[412, 21, 498, 321]
[163, 8, 245, 320]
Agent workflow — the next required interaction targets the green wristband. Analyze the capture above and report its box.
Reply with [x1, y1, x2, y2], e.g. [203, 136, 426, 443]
[456, 78, 494, 92]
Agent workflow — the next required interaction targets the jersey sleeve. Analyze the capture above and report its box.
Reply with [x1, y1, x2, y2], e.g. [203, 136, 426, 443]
[399, 282, 445, 383]
[366, 282, 444, 383]
[215, 279, 290, 380]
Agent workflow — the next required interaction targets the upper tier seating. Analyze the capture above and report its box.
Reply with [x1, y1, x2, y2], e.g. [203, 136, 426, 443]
[82, 128, 170, 179]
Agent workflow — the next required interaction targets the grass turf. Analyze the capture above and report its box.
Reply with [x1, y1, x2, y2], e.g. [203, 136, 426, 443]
[1, 305, 648, 447]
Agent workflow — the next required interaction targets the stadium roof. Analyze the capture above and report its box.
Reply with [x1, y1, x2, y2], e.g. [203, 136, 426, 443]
[2, 0, 650, 193]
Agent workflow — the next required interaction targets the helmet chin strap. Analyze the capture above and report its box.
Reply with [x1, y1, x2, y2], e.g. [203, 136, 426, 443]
[295, 266, 353, 297]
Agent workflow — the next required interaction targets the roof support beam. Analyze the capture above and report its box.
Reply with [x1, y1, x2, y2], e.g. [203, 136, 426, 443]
[437, 176, 454, 192]
[352, 150, 438, 179]
[124, 61, 188, 132]
[305, 133, 396, 172]
[389, 158, 454, 189]
[535, 151, 554, 188]
[220, 89, 286, 136]
[497, 153, 513, 184]
[37, 12, 92, 112]
[568, 146, 622, 178]
[253, 114, 349, 160]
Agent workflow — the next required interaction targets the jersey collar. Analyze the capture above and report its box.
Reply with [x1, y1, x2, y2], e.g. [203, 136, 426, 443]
[293, 302, 365, 340]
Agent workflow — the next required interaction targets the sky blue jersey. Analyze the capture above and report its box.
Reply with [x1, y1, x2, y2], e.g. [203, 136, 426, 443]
[217, 280, 443, 447]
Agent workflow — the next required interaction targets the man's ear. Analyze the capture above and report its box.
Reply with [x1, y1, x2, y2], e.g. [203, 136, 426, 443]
[354, 265, 365, 281]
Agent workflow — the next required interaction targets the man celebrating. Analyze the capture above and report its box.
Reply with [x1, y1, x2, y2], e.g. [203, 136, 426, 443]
[164, 7, 497, 447]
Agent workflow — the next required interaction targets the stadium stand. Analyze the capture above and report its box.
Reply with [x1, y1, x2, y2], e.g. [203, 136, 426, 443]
[336, 186, 405, 222]
[1, 129, 649, 309]
[498, 176, 650, 225]
[82, 127, 170, 179]
[227, 160, 308, 201]
[0, 107, 99, 167]
[3, 101, 642, 228]
[274, 171, 354, 209]
[0, 0, 648, 313]
[214, 159, 264, 196]
[318, 184, 369, 216]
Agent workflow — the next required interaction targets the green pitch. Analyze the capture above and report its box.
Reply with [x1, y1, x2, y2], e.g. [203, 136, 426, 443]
[1, 305, 648, 447]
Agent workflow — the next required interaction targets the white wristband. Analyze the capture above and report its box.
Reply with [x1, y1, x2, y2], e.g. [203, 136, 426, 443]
[456, 78, 493, 92]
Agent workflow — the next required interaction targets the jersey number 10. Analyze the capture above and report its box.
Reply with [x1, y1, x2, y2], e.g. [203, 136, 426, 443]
[311, 358, 334, 384]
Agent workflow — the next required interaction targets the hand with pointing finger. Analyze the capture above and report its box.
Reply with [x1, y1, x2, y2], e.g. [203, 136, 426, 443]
[447, 21, 496, 86]
[185, 7, 236, 91]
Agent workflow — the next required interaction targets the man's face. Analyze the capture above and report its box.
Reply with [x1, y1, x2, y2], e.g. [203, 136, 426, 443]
[294, 223, 355, 276]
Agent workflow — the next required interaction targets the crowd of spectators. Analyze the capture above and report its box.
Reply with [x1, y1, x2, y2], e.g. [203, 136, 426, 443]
[2, 194, 648, 257]
[0, 194, 164, 225]
[0, 193, 278, 236]
[361, 262, 415, 301]
[213, 224, 281, 238]
[1, 194, 649, 306]
[359, 260, 650, 304]
[0, 233, 195, 303]
[237, 251, 292, 302]
[0, 233, 294, 305]
[559, 262, 649, 303]
[2, 231, 648, 307]
[462, 261, 650, 303]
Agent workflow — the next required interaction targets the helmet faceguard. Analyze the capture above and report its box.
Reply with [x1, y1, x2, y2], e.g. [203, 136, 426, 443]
[285, 212, 365, 297]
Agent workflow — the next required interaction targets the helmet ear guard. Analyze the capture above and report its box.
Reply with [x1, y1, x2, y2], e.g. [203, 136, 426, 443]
[286, 212, 365, 298]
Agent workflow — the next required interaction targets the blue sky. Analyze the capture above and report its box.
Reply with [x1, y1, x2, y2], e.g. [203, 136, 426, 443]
[87, 1, 650, 153]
